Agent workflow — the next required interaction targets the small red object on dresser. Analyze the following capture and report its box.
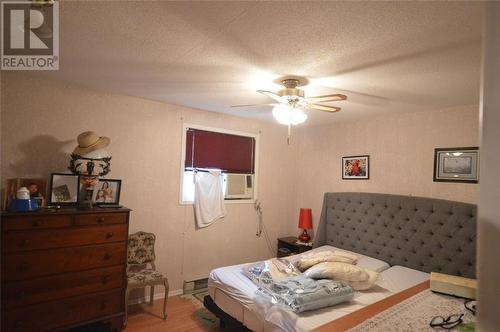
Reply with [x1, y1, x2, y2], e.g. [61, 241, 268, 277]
[298, 208, 313, 242]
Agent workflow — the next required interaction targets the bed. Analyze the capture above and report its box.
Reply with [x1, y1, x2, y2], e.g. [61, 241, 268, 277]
[205, 192, 477, 331]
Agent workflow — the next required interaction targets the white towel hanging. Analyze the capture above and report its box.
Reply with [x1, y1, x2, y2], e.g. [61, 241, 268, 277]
[194, 170, 226, 228]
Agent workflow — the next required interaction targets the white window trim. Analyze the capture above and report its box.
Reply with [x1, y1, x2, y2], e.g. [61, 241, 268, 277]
[179, 123, 260, 205]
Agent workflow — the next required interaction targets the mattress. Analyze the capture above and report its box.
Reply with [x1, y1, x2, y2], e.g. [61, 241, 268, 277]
[208, 246, 430, 332]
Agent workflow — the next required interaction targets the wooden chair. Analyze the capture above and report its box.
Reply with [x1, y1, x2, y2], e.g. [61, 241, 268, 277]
[125, 231, 169, 325]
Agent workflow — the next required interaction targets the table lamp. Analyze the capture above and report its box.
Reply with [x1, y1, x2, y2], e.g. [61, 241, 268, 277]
[298, 208, 313, 242]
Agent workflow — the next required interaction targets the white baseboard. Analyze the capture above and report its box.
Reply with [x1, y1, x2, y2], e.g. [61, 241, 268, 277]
[128, 288, 183, 305]
[169, 289, 184, 297]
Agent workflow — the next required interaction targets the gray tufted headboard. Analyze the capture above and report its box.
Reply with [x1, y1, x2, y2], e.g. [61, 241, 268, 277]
[313, 192, 477, 278]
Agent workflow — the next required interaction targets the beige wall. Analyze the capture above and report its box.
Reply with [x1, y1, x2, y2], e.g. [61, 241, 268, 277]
[0, 73, 296, 293]
[1, 73, 481, 297]
[290, 105, 479, 236]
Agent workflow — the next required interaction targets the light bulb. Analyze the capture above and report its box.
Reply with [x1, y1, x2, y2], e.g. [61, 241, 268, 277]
[272, 104, 307, 125]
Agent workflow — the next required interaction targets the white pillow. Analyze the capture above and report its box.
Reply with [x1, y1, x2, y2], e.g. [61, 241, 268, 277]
[304, 262, 369, 282]
[308, 246, 390, 272]
[332, 251, 358, 263]
[297, 251, 358, 271]
[347, 270, 379, 291]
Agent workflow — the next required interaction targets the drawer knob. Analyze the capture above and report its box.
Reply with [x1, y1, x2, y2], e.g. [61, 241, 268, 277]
[18, 291, 26, 298]
[98, 217, 105, 223]
[103, 253, 112, 260]
[105, 232, 114, 239]
[17, 239, 30, 247]
[32, 220, 41, 227]
[102, 275, 111, 284]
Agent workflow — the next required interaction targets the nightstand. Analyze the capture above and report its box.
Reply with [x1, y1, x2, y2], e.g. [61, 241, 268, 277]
[277, 236, 312, 257]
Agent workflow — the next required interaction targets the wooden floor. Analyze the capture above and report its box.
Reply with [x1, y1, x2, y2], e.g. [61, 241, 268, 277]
[124, 296, 219, 332]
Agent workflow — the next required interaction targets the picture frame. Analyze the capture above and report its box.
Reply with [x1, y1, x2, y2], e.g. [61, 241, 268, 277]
[3, 178, 48, 210]
[4, 178, 20, 210]
[19, 178, 48, 207]
[95, 179, 122, 205]
[433, 147, 479, 183]
[49, 173, 79, 205]
[342, 155, 370, 180]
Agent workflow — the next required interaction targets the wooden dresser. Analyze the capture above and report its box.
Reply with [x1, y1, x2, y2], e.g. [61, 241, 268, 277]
[1, 208, 130, 332]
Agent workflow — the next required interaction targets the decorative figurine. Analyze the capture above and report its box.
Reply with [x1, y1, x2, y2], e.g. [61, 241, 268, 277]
[68, 131, 112, 209]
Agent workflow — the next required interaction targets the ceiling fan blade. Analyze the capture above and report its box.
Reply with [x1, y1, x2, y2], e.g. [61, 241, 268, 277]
[308, 103, 341, 113]
[231, 103, 276, 108]
[257, 90, 282, 102]
[306, 94, 347, 103]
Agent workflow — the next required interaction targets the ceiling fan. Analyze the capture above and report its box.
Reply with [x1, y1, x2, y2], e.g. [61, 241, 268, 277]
[233, 76, 347, 126]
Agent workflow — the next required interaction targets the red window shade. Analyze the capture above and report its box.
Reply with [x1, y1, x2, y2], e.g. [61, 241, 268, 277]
[185, 128, 255, 174]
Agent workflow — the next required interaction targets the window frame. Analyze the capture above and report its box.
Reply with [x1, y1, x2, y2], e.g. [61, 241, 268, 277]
[179, 123, 260, 205]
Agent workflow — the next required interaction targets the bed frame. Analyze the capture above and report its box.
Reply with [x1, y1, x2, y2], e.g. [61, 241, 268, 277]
[205, 192, 477, 330]
[314, 192, 476, 278]
[203, 295, 251, 331]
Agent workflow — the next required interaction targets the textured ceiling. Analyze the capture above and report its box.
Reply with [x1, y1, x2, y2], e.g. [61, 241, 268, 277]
[35, 1, 484, 125]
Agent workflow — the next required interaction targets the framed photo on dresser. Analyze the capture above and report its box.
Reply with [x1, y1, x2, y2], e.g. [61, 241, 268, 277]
[433, 147, 479, 183]
[49, 173, 79, 205]
[95, 179, 121, 205]
[342, 155, 370, 180]
[3, 178, 48, 210]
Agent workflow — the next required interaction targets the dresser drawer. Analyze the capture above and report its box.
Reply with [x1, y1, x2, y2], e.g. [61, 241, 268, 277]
[3, 224, 128, 252]
[3, 243, 126, 281]
[3, 265, 124, 309]
[3, 289, 123, 332]
[74, 212, 127, 226]
[2, 214, 72, 230]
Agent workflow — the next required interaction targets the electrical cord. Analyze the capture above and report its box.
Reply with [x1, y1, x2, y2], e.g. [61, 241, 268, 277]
[254, 199, 263, 236]
[254, 200, 274, 256]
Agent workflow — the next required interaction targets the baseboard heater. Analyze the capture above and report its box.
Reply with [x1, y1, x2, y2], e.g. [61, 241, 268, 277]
[183, 277, 208, 295]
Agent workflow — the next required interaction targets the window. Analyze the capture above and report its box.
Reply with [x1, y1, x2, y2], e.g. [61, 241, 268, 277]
[180, 124, 258, 204]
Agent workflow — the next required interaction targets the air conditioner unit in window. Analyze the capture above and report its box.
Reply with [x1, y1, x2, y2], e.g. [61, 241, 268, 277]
[225, 174, 254, 200]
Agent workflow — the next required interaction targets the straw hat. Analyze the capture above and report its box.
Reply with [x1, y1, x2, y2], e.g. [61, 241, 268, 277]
[73, 131, 110, 155]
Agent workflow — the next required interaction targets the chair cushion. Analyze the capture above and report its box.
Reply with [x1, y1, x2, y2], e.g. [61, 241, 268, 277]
[127, 268, 166, 285]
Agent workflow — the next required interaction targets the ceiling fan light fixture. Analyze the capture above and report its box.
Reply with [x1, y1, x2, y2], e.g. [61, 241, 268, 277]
[272, 104, 307, 125]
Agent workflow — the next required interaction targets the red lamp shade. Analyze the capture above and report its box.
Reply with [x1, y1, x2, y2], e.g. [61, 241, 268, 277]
[298, 208, 313, 230]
